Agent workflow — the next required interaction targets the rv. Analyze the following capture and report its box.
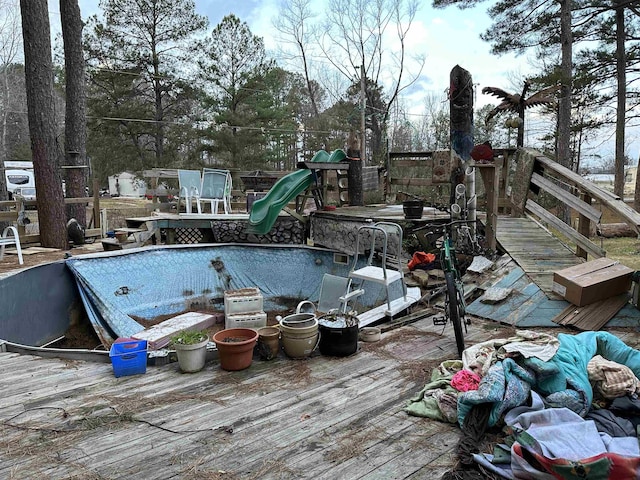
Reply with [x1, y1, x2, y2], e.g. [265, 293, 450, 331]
[5, 163, 35, 198]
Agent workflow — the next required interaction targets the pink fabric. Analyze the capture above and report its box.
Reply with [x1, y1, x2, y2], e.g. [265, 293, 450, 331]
[451, 369, 481, 392]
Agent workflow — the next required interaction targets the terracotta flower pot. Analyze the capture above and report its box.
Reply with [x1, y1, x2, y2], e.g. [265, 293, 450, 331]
[212, 328, 258, 371]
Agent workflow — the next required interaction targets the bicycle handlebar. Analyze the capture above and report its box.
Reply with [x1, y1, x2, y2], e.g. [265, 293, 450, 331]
[410, 219, 480, 235]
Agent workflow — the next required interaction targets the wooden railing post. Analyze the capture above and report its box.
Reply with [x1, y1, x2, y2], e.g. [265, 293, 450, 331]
[475, 158, 502, 252]
[576, 192, 592, 259]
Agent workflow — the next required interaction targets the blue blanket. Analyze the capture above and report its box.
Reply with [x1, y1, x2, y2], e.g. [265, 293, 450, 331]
[458, 331, 640, 426]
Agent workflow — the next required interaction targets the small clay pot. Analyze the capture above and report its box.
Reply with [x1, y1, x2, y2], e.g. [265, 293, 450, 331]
[256, 326, 280, 360]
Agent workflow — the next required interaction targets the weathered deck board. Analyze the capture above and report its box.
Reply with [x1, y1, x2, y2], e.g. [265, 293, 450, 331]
[2, 310, 636, 479]
[496, 216, 583, 298]
[0, 315, 508, 479]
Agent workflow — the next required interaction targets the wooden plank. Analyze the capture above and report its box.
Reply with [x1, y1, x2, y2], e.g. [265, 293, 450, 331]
[389, 151, 435, 159]
[0, 211, 17, 221]
[390, 178, 434, 187]
[553, 293, 630, 330]
[525, 199, 606, 259]
[392, 159, 435, 168]
[131, 312, 222, 350]
[21, 228, 102, 245]
[530, 172, 602, 223]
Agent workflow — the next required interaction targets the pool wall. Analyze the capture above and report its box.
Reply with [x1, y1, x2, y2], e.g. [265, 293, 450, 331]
[65, 244, 404, 343]
[0, 261, 81, 346]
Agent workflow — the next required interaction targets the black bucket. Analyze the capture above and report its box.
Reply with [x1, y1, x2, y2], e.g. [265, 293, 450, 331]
[317, 313, 359, 357]
[403, 200, 424, 219]
[318, 324, 359, 356]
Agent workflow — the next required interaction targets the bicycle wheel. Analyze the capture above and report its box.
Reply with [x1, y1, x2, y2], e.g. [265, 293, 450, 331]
[445, 271, 465, 358]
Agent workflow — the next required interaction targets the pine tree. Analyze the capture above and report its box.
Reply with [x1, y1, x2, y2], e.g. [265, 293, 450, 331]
[84, 0, 208, 179]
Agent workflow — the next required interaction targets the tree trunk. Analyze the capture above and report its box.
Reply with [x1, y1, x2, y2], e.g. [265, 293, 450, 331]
[60, 0, 88, 227]
[19, 0, 67, 249]
[613, 0, 626, 198]
[557, 0, 573, 225]
[635, 153, 640, 212]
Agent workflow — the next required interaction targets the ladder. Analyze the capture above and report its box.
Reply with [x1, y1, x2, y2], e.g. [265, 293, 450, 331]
[348, 222, 408, 316]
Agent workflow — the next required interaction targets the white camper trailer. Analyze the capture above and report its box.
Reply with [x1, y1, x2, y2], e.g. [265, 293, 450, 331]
[4, 161, 35, 198]
[6, 169, 35, 194]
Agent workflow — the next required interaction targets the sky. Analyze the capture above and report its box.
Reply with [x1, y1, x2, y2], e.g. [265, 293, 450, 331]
[44, 0, 632, 162]
[47, 0, 529, 108]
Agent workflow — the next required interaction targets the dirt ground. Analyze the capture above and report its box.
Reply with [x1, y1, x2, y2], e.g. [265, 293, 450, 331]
[0, 197, 153, 275]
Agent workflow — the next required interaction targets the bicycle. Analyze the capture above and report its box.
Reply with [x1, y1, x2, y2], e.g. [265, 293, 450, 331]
[410, 220, 472, 358]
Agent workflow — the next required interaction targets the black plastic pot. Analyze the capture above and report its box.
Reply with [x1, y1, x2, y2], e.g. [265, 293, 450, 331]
[403, 200, 424, 219]
[318, 324, 359, 357]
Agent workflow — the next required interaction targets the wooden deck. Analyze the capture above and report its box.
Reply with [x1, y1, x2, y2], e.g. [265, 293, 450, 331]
[495, 216, 584, 295]
[2, 314, 640, 479]
[0, 315, 520, 480]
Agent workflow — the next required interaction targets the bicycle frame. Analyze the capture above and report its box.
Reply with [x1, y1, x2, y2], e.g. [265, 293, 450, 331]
[440, 228, 466, 316]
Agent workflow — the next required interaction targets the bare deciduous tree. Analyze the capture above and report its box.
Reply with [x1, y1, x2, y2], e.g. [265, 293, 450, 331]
[318, 0, 424, 162]
[0, 0, 23, 202]
[273, 0, 321, 117]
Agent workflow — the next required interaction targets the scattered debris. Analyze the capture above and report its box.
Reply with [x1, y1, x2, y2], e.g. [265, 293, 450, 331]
[480, 287, 512, 304]
[467, 256, 494, 274]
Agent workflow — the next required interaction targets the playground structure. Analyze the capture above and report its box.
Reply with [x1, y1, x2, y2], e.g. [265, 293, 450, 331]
[247, 149, 349, 235]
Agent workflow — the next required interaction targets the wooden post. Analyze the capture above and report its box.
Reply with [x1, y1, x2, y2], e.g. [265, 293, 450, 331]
[347, 159, 363, 206]
[449, 65, 476, 235]
[92, 178, 100, 229]
[449, 65, 474, 162]
[576, 192, 592, 259]
[475, 158, 502, 252]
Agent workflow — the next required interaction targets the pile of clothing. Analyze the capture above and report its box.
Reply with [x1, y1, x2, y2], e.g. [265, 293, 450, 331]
[405, 330, 640, 479]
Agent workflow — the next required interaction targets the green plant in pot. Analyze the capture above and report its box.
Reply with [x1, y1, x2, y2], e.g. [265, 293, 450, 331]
[171, 330, 209, 373]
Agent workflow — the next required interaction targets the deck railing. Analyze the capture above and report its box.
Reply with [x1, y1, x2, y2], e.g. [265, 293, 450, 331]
[0, 190, 102, 245]
[504, 148, 640, 260]
[387, 147, 640, 260]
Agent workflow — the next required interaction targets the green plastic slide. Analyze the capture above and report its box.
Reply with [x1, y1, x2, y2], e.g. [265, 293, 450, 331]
[309, 149, 347, 163]
[247, 169, 314, 235]
[247, 150, 347, 235]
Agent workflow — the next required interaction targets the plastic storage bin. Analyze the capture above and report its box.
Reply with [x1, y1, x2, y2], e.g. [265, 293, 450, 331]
[224, 288, 263, 315]
[225, 311, 267, 330]
[109, 339, 148, 377]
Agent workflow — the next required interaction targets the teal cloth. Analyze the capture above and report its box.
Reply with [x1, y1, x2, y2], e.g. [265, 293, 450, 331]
[537, 332, 640, 416]
[457, 358, 535, 427]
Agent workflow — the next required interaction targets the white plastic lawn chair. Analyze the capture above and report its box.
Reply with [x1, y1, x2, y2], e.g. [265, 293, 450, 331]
[177, 170, 202, 214]
[200, 168, 232, 214]
[0, 226, 24, 265]
[296, 273, 363, 316]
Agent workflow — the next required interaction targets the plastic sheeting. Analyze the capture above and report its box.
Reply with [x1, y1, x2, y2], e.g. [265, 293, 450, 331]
[66, 244, 403, 342]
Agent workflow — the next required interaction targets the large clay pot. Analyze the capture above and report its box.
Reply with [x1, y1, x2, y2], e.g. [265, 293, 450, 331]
[212, 328, 258, 371]
[174, 336, 209, 373]
[278, 313, 319, 359]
